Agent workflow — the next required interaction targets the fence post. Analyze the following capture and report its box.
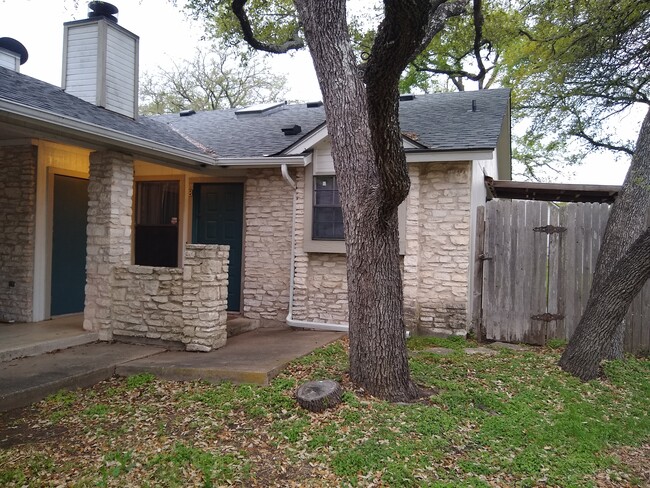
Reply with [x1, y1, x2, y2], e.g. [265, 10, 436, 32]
[472, 206, 486, 342]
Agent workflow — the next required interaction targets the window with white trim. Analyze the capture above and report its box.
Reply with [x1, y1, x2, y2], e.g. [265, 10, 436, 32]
[313, 175, 344, 240]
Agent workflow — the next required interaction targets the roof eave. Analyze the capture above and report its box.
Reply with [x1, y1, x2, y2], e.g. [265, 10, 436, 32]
[405, 148, 495, 162]
[0, 98, 218, 169]
[215, 154, 312, 168]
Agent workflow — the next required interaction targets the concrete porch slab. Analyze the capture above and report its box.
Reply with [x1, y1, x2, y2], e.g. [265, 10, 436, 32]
[116, 327, 345, 385]
[0, 315, 97, 363]
[0, 343, 164, 412]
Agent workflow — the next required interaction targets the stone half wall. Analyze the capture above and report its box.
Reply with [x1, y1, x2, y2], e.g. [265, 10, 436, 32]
[0, 144, 37, 323]
[291, 162, 472, 335]
[111, 244, 229, 352]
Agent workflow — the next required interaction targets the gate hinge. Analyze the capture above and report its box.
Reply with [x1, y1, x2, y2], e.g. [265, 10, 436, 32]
[479, 253, 493, 261]
[531, 313, 565, 322]
[533, 225, 567, 234]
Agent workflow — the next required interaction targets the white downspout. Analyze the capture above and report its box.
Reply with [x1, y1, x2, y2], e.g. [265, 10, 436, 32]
[280, 163, 349, 332]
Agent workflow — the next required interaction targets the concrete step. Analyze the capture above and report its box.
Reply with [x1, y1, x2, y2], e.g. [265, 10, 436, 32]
[117, 327, 345, 386]
[0, 320, 99, 363]
[0, 343, 164, 412]
[226, 317, 258, 338]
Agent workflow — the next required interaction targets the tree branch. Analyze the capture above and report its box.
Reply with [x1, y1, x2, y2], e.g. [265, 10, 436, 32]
[231, 0, 304, 54]
[471, 0, 487, 86]
[570, 128, 635, 155]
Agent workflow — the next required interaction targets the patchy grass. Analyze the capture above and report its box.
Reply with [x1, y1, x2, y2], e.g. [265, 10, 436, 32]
[0, 337, 648, 487]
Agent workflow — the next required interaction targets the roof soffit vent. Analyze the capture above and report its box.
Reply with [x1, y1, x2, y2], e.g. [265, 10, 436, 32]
[282, 124, 302, 136]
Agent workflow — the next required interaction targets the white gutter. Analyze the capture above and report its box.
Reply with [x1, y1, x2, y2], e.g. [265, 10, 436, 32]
[0, 98, 218, 167]
[216, 154, 311, 168]
[280, 163, 350, 333]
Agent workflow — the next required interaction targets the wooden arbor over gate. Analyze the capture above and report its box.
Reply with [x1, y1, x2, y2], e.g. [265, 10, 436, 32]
[474, 198, 650, 354]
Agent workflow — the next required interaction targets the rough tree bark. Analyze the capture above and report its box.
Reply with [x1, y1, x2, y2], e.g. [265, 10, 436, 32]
[292, 0, 467, 401]
[559, 108, 650, 380]
[229, 0, 468, 401]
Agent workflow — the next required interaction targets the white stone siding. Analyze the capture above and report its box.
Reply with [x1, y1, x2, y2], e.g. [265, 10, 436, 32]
[84, 151, 134, 339]
[241, 168, 293, 325]
[410, 162, 471, 334]
[292, 167, 348, 325]
[112, 244, 229, 352]
[0, 145, 37, 323]
[290, 162, 472, 334]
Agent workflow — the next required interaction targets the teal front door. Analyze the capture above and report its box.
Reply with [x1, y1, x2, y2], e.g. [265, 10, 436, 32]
[51, 174, 88, 316]
[193, 183, 244, 312]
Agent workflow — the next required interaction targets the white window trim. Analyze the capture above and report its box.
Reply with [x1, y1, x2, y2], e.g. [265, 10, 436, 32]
[303, 164, 406, 254]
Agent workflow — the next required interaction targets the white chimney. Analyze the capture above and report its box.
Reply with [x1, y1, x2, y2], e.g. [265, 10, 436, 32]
[0, 37, 28, 72]
[62, 2, 139, 119]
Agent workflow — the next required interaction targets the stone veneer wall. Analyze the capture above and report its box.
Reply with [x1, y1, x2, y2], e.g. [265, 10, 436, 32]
[410, 163, 471, 335]
[84, 151, 133, 339]
[112, 244, 229, 352]
[291, 162, 472, 335]
[292, 167, 349, 325]
[241, 168, 293, 325]
[0, 145, 37, 323]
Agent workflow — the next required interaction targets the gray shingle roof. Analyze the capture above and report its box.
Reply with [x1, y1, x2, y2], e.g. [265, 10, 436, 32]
[0, 67, 203, 155]
[154, 104, 327, 158]
[1, 66, 510, 160]
[154, 88, 510, 158]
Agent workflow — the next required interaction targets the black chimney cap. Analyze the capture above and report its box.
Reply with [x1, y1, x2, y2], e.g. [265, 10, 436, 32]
[0, 37, 28, 64]
[88, 1, 119, 23]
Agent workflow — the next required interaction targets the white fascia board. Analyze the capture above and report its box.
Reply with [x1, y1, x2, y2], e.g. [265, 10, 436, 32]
[283, 125, 328, 155]
[405, 149, 495, 163]
[216, 154, 312, 168]
[282, 123, 486, 159]
[0, 98, 218, 168]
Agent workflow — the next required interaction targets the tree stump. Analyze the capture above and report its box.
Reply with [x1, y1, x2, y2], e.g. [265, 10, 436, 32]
[295, 380, 342, 412]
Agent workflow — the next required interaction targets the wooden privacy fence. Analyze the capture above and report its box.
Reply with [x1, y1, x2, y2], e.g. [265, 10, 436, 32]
[476, 199, 650, 353]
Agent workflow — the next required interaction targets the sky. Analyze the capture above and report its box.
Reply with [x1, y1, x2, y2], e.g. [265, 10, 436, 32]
[0, 0, 639, 185]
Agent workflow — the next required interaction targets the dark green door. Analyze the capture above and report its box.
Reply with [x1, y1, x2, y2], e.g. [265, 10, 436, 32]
[193, 183, 244, 311]
[51, 174, 88, 316]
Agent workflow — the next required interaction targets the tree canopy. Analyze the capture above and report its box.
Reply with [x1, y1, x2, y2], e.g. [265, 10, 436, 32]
[400, 0, 649, 178]
[139, 44, 287, 115]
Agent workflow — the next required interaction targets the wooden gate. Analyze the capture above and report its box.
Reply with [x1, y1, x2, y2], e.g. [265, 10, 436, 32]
[478, 199, 650, 353]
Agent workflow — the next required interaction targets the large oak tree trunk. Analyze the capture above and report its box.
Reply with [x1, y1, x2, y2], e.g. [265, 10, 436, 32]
[293, 0, 428, 401]
[559, 109, 650, 379]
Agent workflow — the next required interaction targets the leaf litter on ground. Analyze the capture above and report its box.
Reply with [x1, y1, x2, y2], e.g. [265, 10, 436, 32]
[0, 336, 648, 487]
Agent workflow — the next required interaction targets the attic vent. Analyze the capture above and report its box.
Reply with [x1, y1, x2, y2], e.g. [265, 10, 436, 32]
[88, 1, 119, 23]
[282, 125, 302, 136]
[235, 101, 287, 116]
[400, 94, 416, 101]
[306, 101, 323, 108]
[180, 109, 196, 117]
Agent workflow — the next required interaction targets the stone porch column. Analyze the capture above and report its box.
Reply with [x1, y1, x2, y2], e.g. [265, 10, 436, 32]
[84, 150, 133, 340]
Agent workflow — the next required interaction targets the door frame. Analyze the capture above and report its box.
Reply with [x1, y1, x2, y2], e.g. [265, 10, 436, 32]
[189, 177, 246, 313]
[46, 168, 89, 318]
